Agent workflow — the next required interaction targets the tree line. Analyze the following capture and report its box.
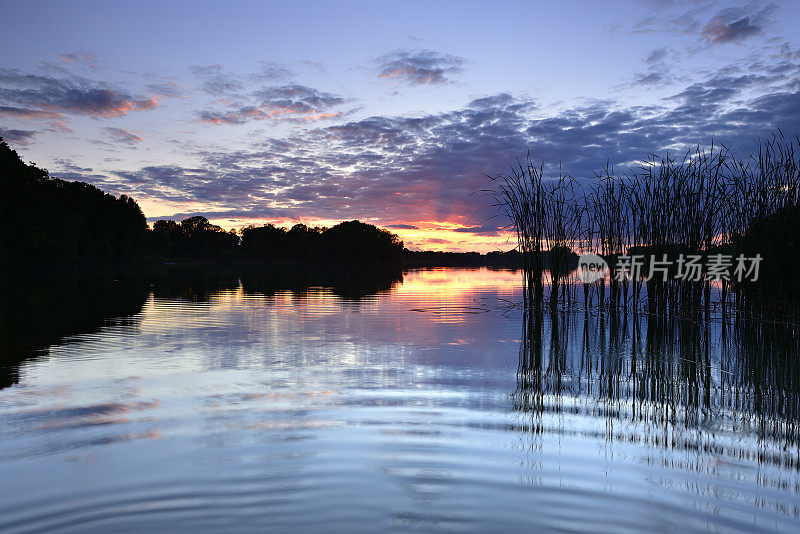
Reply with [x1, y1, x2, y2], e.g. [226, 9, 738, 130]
[0, 139, 403, 267]
[152, 216, 403, 265]
[0, 139, 147, 265]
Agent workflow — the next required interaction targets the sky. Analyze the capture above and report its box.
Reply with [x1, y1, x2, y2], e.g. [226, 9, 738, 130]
[0, 0, 798, 252]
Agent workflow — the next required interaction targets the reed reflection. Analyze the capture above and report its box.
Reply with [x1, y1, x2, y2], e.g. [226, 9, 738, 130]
[514, 293, 800, 468]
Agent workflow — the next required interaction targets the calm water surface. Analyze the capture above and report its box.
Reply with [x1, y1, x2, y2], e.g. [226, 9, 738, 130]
[1, 268, 799, 532]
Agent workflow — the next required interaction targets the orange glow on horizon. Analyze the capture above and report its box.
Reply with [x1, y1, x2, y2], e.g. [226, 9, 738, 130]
[213, 216, 515, 253]
[137, 200, 515, 253]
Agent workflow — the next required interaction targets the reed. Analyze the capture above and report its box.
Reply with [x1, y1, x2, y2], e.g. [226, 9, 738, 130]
[487, 159, 582, 310]
[491, 131, 800, 322]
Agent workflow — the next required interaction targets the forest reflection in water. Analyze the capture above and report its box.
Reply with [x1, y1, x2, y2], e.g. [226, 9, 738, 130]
[0, 267, 403, 389]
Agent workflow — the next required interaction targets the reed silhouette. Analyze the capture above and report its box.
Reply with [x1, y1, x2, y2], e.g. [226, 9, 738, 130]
[503, 133, 800, 473]
[489, 131, 800, 320]
[514, 302, 800, 468]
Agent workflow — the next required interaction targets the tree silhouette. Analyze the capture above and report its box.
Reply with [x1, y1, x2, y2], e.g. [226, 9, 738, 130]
[150, 216, 239, 260]
[0, 138, 147, 266]
[241, 223, 289, 261]
[240, 220, 403, 265]
[318, 220, 403, 265]
[1, 138, 403, 267]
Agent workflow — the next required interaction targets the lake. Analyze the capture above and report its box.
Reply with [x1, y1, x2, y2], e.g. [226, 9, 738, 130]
[1, 267, 799, 532]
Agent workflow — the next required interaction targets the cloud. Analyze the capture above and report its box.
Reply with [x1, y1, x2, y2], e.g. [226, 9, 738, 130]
[452, 225, 503, 236]
[0, 128, 37, 146]
[104, 127, 143, 145]
[0, 105, 64, 120]
[59, 51, 98, 68]
[631, 1, 715, 36]
[57, 53, 800, 244]
[79, 92, 540, 222]
[0, 105, 70, 132]
[632, 47, 677, 87]
[256, 84, 345, 113]
[191, 62, 292, 96]
[190, 64, 244, 95]
[196, 84, 347, 125]
[190, 65, 224, 77]
[258, 61, 293, 80]
[386, 224, 419, 230]
[630, 1, 775, 46]
[375, 49, 466, 85]
[702, 5, 775, 44]
[644, 47, 668, 65]
[145, 81, 184, 98]
[634, 72, 667, 86]
[299, 59, 326, 72]
[0, 68, 162, 119]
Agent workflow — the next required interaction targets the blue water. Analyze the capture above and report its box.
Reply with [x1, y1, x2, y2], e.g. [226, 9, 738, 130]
[0, 268, 798, 532]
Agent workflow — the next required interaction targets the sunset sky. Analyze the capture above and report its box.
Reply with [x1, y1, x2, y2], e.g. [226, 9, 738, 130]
[1, 0, 799, 252]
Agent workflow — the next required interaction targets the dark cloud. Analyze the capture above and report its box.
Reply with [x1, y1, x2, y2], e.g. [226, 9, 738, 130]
[190, 64, 243, 95]
[452, 225, 503, 236]
[144, 210, 277, 223]
[635, 72, 667, 86]
[190, 65, 224, 77]
[631, 1, 774, 46]
[0, 105, 64, 120]
[631, 1, 715, 36]
[197, 84, 347, 125]
[299, 60, 326, 73]
[644, 47, 668, 65]
[145, 81, 184, 98]
[75, 92, 535, 223]
[702, 5, 775, 44]
[191, 63, 292, 96]
[386, 224, 419, 230]
[776, 43, 800, 62]
[104, 127, 143, 145]
[0, 128, 37, 146]
[667, 82, 737, 106]
[258, 61, 293, 80]
[196, 108, 252, 125]
[59, 51, 98, 68]
[0, 68, 161, 119]
[632, 47, 677, 87]
[375, 49, 466, 85]
[255, 84, 345, 113]
[53, 158, 93, 173]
